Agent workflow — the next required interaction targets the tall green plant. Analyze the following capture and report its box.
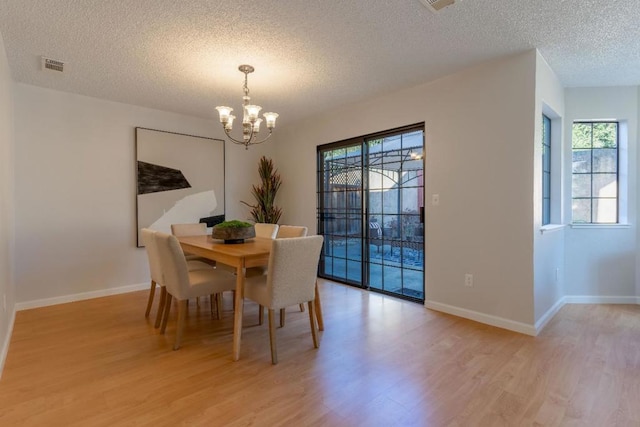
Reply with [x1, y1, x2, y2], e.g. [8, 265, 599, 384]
[241, 156, 283, 224]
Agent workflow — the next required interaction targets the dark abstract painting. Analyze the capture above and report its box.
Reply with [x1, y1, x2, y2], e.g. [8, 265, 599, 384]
[137, 161, 191, 194]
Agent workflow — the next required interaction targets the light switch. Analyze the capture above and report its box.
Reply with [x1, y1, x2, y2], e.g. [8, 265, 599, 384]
[431, 194, 440, 206]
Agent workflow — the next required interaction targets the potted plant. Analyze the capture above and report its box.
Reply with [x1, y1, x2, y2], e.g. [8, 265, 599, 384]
[211, 220, 255, 244]
[242, 156, 283, 224]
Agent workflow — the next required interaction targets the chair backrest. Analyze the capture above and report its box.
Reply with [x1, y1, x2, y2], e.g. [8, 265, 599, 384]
[171, 223, 207, 236]
[141, 228, 162, 283]
[266, 236, 324, 309]
[154, 231, 191, 300]
[254, 223, 279, 239]
[276, 225, 308, 238]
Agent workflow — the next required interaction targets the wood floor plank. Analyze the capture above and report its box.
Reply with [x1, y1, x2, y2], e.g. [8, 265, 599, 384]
[1, 280, 639, 426]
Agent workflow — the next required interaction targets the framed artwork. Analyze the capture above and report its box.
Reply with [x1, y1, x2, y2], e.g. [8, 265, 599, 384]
[135, 127, 225, 247]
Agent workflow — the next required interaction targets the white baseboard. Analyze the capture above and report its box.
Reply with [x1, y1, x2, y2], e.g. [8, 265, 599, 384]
[15, 282, 149, 311]
[534, 297, 566, 335]
[0, 307, 16, 380]
[425, 300, 537, 336]
[563, 295, 640, 304]
[427, 295, 640, 338]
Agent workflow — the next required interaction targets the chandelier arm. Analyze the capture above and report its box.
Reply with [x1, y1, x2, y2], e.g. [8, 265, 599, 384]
[223, 127, 251, 145]
[247, 131, 274, 145]
[221, 126, 273, 148]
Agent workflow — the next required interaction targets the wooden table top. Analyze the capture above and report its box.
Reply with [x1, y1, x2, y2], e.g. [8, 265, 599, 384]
[178, 235, 272, 255]
[177, 235, 272, 269]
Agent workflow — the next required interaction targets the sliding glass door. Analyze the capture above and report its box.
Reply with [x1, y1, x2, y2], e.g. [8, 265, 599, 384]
[317, 124, 424, 302]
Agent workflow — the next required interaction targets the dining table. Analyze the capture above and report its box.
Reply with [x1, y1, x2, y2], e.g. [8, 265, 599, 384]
[177, 234, 324, 361]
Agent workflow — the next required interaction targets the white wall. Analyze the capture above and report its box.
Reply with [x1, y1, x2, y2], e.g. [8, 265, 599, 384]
[13, 84, 274, 304]
[638, 86, 640, 300]
[533, 51, 565, 325]
[276, 51, 538, 329]
[0, 30, 16, 376]
[564, 87, 638, 299]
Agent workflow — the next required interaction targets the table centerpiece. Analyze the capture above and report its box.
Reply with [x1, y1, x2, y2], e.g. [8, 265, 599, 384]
[211, 220, 256, 244]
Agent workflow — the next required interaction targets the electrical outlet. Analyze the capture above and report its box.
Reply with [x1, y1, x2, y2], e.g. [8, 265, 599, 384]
[431, 194, 440, 206]
[464, 273, 473, 287]
[555, 268, 560, 284]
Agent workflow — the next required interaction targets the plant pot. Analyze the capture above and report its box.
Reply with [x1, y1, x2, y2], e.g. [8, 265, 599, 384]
[211, 225, 256, 244]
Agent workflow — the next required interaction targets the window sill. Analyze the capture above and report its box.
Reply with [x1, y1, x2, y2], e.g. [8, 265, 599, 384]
[540, 224, 566, 234]
[570, 223, 631, 229]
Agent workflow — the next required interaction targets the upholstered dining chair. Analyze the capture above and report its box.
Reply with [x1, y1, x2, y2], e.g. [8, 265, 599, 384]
[276, 225, 309, 319]
[142, 228, 165, 327]
[243, 235, 324, 364]
[245, 223, 279, 281]
[276, 225, 308, 239]
[171, 223, 216, 266]
[154, 231, 237, 350]
[254, 223, 279, 239]
[171, 223, 219, 305]
[142, 228, 215, 328]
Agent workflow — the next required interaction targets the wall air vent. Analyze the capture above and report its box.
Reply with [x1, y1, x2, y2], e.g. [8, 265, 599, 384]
[419, 0, 455, 13]
[41, 56, 65, 72]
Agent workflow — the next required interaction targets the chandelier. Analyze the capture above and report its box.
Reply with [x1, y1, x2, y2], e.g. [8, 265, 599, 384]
[215, 65, 279, 150]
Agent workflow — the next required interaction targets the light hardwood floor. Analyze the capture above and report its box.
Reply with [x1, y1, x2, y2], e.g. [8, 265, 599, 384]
[1, 279, 639, 426]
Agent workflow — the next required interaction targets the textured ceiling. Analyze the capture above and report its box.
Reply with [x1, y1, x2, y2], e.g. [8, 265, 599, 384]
[0, 0, 639, 126]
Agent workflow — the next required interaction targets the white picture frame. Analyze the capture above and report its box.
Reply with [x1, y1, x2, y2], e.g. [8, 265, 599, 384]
[135, 127, 225, 246]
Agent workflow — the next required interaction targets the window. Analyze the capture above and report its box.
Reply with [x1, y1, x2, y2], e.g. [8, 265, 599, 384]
[542, 114, 551, 225]
[571, 121, 618, 224]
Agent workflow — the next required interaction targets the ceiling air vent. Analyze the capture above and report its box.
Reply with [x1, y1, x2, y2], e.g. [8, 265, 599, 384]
[41, 56, 65, 72]
[419, 0, 455, 13]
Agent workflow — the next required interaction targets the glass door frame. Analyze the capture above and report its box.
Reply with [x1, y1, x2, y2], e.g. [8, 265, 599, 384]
[316, 123, 425, 303]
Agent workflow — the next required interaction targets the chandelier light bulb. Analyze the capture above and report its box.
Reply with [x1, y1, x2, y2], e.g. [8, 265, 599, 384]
[263, 112, 279, 129]
[245, 105, 262, 122]
[215, 106, 233, 123]
[225, 115, 235, 131]
[252, 118, 263, 133]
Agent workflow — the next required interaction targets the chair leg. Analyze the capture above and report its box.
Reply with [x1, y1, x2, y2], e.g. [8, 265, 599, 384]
[258, 305, 264, 325]
[268, 309, 278, 365]
[160, 294, 172, 334]
[314, 281, 324, 331]
[145, 280, 156, 317]
[308, 301, 319, 349]
[154, 287, 167, 328]
[174, 299, 187, 350]
[280, 308, 285, 328]
[299, 303, 305, 312]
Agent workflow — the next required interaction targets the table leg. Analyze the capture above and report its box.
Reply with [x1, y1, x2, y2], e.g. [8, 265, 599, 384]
[314, 280, 324, 331]
[232, 265, 245, 361]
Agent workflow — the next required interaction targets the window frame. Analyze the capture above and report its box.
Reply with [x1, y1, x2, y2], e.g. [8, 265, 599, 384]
[542, 114, 552, 226]
[571, 120, 619, 224]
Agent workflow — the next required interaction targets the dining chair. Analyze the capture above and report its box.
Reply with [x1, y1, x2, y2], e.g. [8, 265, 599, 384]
[155, 231, 237, 350]
[254, 223, 279, 239]
[142, 228, 165, 327]
[171, 223, 220, 306]
[142, 228, 215, 328]
[171, 223, 216, 266]
[243, 235, 324, 364]
[275, 225, 309, 320]
[276, 225, 308, 239]
[245, 223, 279, 281]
